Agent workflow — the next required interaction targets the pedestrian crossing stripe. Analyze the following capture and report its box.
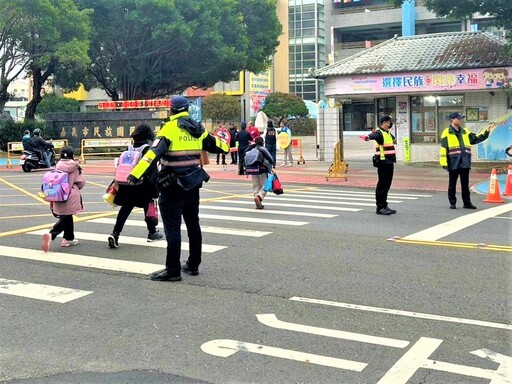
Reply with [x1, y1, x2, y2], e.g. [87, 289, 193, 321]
[288, 190, 420, 200]
[27, 230, 226, 253]
[264, 195, 403, 205]
[0, 277, 92, 303]
[228, 200, 365, 210]
[310, 188, 433, 198]
[0, 245, 162, 275]
[201, 205, 337, 218]
[88, 218, 272, 237]
[274, 192, 403, 205]
[198, 213, 309, 226]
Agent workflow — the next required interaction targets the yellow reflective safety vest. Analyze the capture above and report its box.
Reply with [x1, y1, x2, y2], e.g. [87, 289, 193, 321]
[373, 128, 396, 161]
[130, 111, 228, 180]
[439, 125, 488, 170]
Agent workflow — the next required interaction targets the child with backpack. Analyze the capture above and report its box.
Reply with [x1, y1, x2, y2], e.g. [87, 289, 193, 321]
[41, 146, 86, 252]
[107, 123, 162, 248]
[244, 136, 274, 209]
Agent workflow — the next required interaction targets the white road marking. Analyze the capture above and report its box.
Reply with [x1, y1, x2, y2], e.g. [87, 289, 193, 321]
[201, 204, 337, 218]
[289, 190, 419, 200]
[201, 339, 367, 371]
[0, 245, 162, 274]
[88, 218, 272, 237]
[256, 314, 409, 348]
[0, 277, 92, 303]
[199, 213, 308, 226]
[290, 297, 512, 331]
[312, 188, 432, 198]
[229, 200, 365, 210]
[403, 203, 512, 241]
[27, 230, 226, 253]
[276, 193, 402, 203]
[264, 196, 399, 205]
[378, 337, 512, 384]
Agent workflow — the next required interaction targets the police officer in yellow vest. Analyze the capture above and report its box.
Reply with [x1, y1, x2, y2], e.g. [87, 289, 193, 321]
[440, 112, 490, 210]
[364, 115, 397, 215]
[127, 96, 229, 281]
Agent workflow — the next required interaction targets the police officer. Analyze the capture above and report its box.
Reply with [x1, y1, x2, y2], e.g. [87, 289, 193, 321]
[440, 112, 490, 209]
[127, 96, 228, 281]
[364, 115, 397, 215]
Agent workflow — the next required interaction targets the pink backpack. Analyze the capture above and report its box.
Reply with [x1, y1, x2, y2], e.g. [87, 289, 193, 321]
[114, 144, 149, 184]
[41, 170, 70, 202]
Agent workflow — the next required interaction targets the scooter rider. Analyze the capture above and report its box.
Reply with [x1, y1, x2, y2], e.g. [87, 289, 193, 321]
[31, 129, 54, 168]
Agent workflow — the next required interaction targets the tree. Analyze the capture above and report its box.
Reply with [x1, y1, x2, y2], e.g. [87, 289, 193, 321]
[36, 94, 80, 116]
[17, 0, 91, 120]
[74, 0, 281, 100]
[390, 0, 512, 40]
[202, 94, 240, 123]
[261, 92, 309, 125]
[0, 0, 31, 115]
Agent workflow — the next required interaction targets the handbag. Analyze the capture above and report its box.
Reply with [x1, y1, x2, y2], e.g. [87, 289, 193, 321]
[272, 173, 284, 195]
[263, 173, 275, 192]
[146, 199, 159, 225]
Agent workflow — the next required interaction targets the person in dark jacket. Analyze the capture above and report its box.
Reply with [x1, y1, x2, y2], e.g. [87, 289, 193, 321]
[439, 112, 490, 209]
[228, 123, 238, 164]
[237, 122, 252, 175]
[22, 130, 35, 151]
[264, 120, 277, 166]
[127, 96, 228, 281]
[31, 128, 54, 168]
[364, 115, 397, 215]
[107, 123, 162, 248]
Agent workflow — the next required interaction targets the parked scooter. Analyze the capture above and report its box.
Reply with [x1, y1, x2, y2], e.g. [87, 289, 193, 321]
[19, 147, 56, 172]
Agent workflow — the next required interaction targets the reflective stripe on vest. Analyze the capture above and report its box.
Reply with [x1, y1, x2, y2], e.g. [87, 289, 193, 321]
[374, 129, 396, 160]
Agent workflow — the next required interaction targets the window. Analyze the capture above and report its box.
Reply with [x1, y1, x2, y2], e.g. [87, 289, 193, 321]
[410, 95, 464, 144]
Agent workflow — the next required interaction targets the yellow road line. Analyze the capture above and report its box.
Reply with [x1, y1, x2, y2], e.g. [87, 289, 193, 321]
[0, 176, 47, 204]
[0, 214, 52, 220]
[0, 210, 120, 238]
[391, 238, 512, 253]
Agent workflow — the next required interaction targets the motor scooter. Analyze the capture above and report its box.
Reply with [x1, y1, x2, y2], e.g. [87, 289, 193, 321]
[19, 147, 56, 172]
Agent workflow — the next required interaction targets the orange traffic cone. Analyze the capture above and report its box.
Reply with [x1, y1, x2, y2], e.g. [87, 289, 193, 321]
[504, 165, 512, 197]
[484, 168, 504, 203]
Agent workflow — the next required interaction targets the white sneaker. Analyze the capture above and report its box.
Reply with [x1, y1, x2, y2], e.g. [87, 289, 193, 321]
[280, 162, 287, 167]
[61, 239, 79, 247]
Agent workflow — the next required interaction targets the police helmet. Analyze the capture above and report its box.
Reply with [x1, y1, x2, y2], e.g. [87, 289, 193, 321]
[170, 96, 189, 112]
[33, 128, 41, 136]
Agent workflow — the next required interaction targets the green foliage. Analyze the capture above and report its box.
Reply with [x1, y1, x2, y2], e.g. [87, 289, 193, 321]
[288, 117, 316, 136]
[74, 0, 281, 100]
[202, 94, 241, 123]
[389, 0, 512, 37]
[261, 92, 309, 125]
[37, 94, 80, 116]
[0, 120, 53, 152]
[0, 0, 91, 120]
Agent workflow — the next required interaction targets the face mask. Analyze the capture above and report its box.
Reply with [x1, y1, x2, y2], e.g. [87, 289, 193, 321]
[389, 122, 393, 128]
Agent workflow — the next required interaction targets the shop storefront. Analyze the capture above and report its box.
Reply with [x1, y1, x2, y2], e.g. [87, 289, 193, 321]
[315, 32, 512, 163]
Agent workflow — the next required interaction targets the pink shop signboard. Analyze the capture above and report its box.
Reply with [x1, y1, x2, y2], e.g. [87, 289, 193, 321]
[334, 67, 512, 95]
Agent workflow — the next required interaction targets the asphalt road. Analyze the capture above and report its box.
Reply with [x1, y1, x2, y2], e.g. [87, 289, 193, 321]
[0, 171, 511, 384]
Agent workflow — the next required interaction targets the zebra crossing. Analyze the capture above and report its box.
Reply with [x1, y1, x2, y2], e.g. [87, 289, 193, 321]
[0, 188, 432, 303]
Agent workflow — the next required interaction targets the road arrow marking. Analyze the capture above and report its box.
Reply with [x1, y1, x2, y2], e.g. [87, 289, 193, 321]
[201, 339, 367, 371]
[256, 314, 409, 348]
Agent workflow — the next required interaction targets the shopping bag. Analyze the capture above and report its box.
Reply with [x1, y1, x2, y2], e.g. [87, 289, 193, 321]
[263, 173, 275, 192]
[272, 173, 284, 195]
[146, 199, 159, 226]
